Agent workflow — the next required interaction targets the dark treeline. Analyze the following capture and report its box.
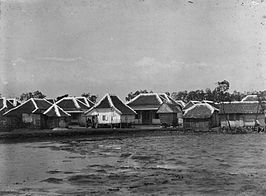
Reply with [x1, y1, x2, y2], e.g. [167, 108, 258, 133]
[171, 89, 247, 103]
[125, 80, 266, 103]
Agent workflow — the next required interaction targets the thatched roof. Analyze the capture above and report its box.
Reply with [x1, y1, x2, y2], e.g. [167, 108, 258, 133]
[219, 102, 265, 114]
[183, 103, 218, 119]
[4, 98, 52, 116]
[76, 97, 95, 108]
[157, 102, 182, 114]
[86, 94, 136, 115]
[44, 104, 71, 117]
[127, 93, 181, 110]
[55, 97, 90, 113]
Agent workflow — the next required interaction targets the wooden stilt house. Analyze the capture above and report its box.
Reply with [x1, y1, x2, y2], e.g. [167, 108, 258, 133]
[85, 94, 136, 128]
[55, 97, 91, 126]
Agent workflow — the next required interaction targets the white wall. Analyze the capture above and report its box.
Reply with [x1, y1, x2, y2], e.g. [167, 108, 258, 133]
[87, 108, 121, 124]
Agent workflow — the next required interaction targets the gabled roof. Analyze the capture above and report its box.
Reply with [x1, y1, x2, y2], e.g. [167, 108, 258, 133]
[127, 93, 180, 110]
[0, 97, 14, 112]
[157, 102, 182, 114]
[44, 104, 71, 117]
[76, 97, 95, 108]
[86, 94, 136, 115]
[55, 97, 90, 113]
[219, 102, 265, 114]
[183, 103, 218, 119]
[4, 98, 52, 116]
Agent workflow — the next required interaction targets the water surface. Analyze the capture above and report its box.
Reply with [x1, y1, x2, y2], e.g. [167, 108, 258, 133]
[1, 133, 266, 195]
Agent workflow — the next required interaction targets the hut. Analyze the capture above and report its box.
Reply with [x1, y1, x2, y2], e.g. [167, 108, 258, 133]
[55, 97, 91, 126]
[4, 98, 52, 129]
[219, 102, 266, 128]
[156, 102, 183, 127]
[127, 93, 181, 125]
[85, 94, 136, 128]
[43, 104, 71, 128]
[183, 103, 219, 131]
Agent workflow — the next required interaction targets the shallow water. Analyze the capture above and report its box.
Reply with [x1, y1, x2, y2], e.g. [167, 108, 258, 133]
[1, 133, 266, 195]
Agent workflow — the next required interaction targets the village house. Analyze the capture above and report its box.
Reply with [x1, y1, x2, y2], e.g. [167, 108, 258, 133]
[55, 97, 91, 126]
[85, 93, 136, 128]
[43, 104, 71, 129]
[156, 102, 183, 127]
[127, 93, 182, 125]
[4, 98, 52, 129]
[219, 102, 266, 128]
[183, 103, 219, 131]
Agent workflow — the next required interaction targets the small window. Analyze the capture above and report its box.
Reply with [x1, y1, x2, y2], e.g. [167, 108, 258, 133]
[155, 113, 159, 119]
[102, 115, 107, 121]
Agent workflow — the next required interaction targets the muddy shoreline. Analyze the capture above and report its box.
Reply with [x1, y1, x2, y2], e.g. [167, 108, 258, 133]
[0, 127, 191, 143]
[0, 126, 261, 143]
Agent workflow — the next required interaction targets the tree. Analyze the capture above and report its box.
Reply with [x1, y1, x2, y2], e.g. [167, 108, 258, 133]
[20, 90, 46, 101]
[215, 80, 231, 130]
[81, 93, 97, 103]
[171, 91, 188, 102]
[125, 90, 153, 102]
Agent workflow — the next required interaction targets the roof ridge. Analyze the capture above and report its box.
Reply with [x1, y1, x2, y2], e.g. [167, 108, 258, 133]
[111, 95, 136, 114]
[85, 93, 110, 114]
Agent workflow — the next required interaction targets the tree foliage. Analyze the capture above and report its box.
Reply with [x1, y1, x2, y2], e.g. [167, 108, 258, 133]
[20, 90, 46, 101]
[171, 80, 265, 103]
[125, 90, 153, 102]
[81, 93, 98, 103]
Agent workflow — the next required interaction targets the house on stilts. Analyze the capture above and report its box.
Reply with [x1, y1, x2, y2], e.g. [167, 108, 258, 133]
[127, 93, 182, 126]
[55, 97, 91, 126]
[85, 93, 136, 128]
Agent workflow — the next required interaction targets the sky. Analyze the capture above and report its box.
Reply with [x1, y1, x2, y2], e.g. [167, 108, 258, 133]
[1, 0, 266, 100]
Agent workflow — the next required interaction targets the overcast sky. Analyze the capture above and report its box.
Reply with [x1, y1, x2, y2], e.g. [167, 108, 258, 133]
[1, 0, 266, 100]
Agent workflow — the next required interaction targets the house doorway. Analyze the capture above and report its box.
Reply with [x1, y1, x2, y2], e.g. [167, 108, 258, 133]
[142, 110, 152, 124]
